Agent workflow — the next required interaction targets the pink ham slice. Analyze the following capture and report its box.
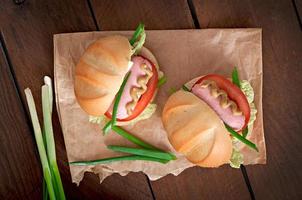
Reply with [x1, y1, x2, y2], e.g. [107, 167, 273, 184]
[191, 84, 245, 131]
[107, 56, 153, 119]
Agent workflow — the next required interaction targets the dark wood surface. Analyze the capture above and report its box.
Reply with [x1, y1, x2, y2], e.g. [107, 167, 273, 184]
[0, 0, 301, 199]
[193, 1, 302, 199]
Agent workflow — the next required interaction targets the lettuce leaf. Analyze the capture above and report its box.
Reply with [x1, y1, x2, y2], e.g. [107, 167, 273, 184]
[89, 115, 110, 126]
[229, 80, 257, 168]
[240, 80, 254, 104]
[229, 138, 244, 168]
[240, 80, 257, 137]
[127, 103, 157, 126]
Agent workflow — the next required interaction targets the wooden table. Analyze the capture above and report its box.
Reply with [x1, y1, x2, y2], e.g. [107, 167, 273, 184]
[0, 0, 301, 199]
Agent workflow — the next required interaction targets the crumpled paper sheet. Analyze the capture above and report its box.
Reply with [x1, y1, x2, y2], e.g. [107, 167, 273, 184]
[54, 29, 266, 185]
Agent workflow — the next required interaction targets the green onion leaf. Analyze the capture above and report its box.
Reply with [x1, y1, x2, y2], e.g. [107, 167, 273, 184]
[182, 85, 190, 91]
[69, 155, 169, 166]
[112, 126, 158, 150]
[168, 87, 177, 95]
[42, 177, 49, 200]
[157, 75, 167, 87]
[112, 72, 131, 126]
[24, 88, 56, 200]
[131, 32, 146, 55]
[42, 85, 66, 200]
[108, 145, 176, 161]
[102, 120, 112, 135]
[232, 67, 241, 88]
[242, 127, 248, 138]
[224, 123, 258, 152]
[129, 23, 144, 45]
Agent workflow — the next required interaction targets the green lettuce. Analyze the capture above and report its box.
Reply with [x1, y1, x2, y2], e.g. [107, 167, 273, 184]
[127, 103, 157, 126]
[240, 80, 254, 104]
[229, 80, 258, 168]
[229, 138, 244, 168]
[89, 115, 110, 126]
[240, 80, 257, 137]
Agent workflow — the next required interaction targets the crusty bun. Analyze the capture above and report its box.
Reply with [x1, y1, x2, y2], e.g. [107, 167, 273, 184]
[74, 35, 132, 116]
[74, 35, 160, 119]
[162, 90, 232, 167]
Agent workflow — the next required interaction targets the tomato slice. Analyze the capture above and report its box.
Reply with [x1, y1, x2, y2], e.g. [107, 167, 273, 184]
[193, 74, 250, 131]
[105, 56, 158, 122]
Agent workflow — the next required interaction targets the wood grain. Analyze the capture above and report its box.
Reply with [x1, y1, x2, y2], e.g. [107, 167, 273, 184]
[91, 0, 195, 30]
[0, 0, 153, 199]
[0, 37, 41, 200]
[193, 0, 302, 199]
[294, 0, 302, 25]
[91, 1, 250, 200]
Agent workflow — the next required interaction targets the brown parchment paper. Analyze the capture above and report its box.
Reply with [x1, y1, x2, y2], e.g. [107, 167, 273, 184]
[54, 29, 266, 185]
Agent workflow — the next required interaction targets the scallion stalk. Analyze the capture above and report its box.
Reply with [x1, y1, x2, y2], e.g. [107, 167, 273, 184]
[157, 75, 167, 87]
[242, 127, 249, 138]
[182, 85, 190, 91]
[108, 145, 176, 160]
[42, 84, 66, 200]
[225, 123, 258, 152]
[69, 155, 168, 166]
[24, 88, 56, 200]
[112, 126, 158, 150]
[102, 120, 112, 135]
[103, 72, 131, 135]
[129, 23, 144, 45]
[232, 67, 241, 88]
[112, 72, 131, 126]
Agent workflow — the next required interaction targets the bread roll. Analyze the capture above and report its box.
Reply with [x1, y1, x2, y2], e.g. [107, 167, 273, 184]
[162, 90, 232, 167]
[74, 35, 132, 116]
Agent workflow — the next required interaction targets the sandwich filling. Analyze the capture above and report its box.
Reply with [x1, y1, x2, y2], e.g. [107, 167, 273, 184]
[107, 56, 154, 119]
[178, 69, 258, 168]
[192, 80, 245, 131]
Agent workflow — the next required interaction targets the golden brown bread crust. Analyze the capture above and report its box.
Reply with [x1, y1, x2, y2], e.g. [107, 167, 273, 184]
[74, 35, 132, 116]
[162, 90, 232, 167]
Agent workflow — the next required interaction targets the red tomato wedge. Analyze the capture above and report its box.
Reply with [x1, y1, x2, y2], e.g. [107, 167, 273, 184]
[193, 74, 250, 131]
[105, 56, 158, 122]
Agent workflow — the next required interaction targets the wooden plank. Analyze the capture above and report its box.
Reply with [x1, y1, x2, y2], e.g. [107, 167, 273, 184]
[294, 0, 302, 24]
[0, 0, 153, 199]
[193, 0, 302, 199]
[91, 0, 195, 30]
[91, 1, 251, 199]
[0, 36, 41, 200]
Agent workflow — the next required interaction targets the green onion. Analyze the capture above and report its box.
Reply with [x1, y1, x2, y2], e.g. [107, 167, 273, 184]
[232, 67, 241, 88]
[69, 155, 168, 166]
[42, 85, 66, 200]
[168, 87, 177, 95]
[25, 88, 56, 200]
[112, 72, 131, 126]
[108, 145, 176, 160]
[103, 72, 131, 135]
[242, 127, 248, 138]
[42, 77, 52, 200]
[129, 23, 144, 45]
[44, 76, 53, 112]
[112, 126, 158, 150]
[42, 180, 48, 200]
[157, 75, 167, 87]
[102, 120, 112, 135]
[224, 123, 258, 152]
[182, 85, 190, 91]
